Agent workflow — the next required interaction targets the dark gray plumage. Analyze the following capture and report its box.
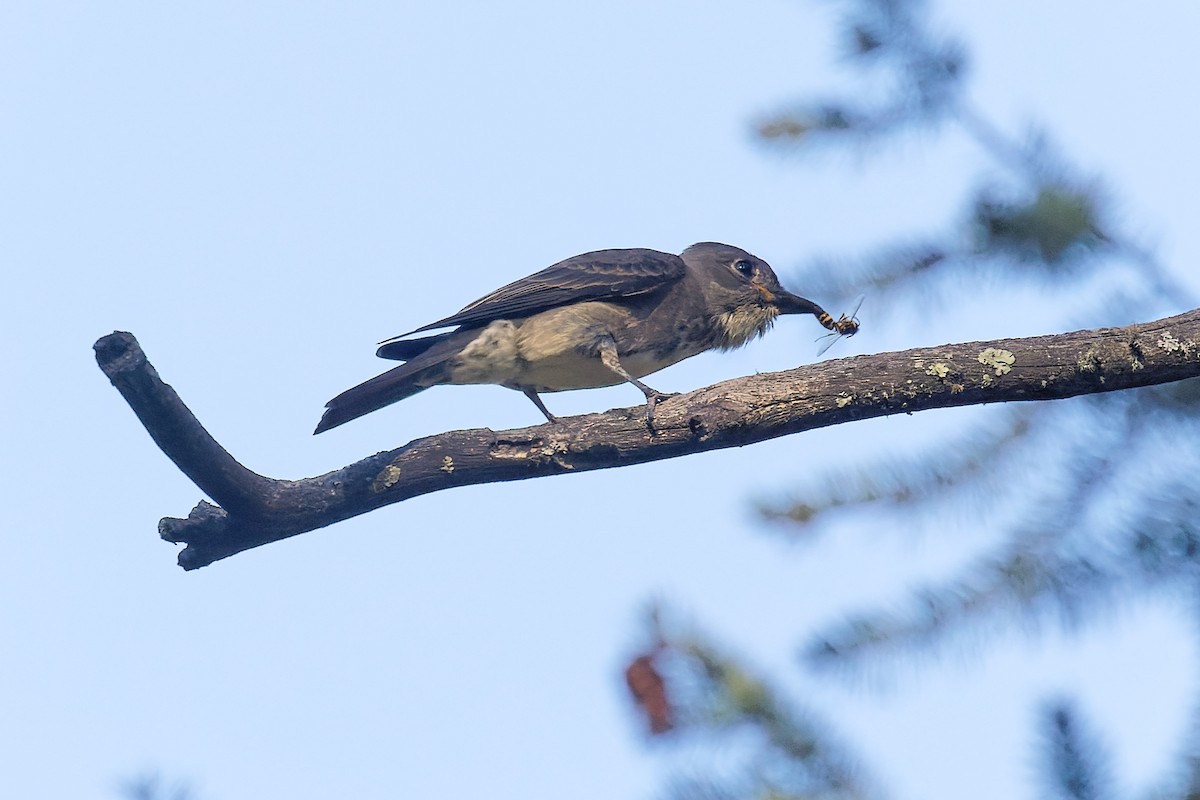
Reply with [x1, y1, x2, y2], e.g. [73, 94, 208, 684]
[315, 242, 852, 433]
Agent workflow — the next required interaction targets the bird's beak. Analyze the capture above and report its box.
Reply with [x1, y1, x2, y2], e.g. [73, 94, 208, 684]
[773, 288, 829, 319]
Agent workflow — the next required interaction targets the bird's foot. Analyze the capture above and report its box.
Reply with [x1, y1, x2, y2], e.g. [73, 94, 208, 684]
[642, 391, 679, 434]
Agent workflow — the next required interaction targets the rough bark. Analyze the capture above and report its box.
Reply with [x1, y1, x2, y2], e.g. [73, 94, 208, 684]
[94, 309, 1200, 570]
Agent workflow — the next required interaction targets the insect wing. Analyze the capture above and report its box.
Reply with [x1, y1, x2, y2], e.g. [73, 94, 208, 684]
[815, 331, 841, 356]
[815, 295, 864, 356]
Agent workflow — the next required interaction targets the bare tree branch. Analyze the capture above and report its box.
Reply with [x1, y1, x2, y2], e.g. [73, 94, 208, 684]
[95, 309, 1200, 570]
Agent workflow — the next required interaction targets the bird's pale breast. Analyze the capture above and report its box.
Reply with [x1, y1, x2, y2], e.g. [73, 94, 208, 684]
[448, 303, 700, 392]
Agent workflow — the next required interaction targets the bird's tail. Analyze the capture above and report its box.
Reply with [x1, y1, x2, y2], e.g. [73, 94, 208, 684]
[316, 330, 478, 434]
[314, 362, 440, 434]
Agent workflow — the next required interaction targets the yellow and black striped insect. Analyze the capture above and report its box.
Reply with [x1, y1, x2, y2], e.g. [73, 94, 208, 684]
[815, 295, 863, 356]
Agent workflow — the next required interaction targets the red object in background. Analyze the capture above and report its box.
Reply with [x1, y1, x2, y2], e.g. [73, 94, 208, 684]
[625, 653, 673, 734]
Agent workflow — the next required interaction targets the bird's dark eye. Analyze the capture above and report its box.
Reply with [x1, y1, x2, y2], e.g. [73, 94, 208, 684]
[734, 259, 754, 275]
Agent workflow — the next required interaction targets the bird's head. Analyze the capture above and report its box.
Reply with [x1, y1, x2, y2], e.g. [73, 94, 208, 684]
[682, 242, 829, 350]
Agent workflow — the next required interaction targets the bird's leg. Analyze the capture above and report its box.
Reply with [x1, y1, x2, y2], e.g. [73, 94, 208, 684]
[597, 338, 675, 431]
[521, 387, 560, 423]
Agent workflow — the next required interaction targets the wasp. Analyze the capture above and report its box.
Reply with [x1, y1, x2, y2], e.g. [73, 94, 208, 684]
[815, 295, 863, 356]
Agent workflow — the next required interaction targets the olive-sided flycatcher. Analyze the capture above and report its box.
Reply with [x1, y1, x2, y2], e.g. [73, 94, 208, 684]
[315, 242, 855, 433]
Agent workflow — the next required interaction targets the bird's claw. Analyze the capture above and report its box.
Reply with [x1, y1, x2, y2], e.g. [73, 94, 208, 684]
[642, 391, 679, 434]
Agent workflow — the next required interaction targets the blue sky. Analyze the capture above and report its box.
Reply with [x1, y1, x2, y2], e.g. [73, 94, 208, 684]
[4, 2, 1200, 798]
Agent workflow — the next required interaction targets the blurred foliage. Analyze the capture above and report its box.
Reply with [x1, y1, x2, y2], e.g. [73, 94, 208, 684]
[627, 610, 877, 800]
[120, 772, 196, 800]
[631, 0, 1199, 798]
[1039, 700, 1115, 800]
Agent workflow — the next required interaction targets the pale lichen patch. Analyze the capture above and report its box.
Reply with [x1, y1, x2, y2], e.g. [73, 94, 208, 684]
[372, 463, 402, 492]
[836, 392, 854, 408]
[440, 456, 455, 473]
[978, 348, 1015, 376]
[489, 438, 574, 469]
[539, 441, 575, 469]
[1076, 349, 1100, 372]
[1158, 332, 1195, 355]
[926, 362, 951, 379]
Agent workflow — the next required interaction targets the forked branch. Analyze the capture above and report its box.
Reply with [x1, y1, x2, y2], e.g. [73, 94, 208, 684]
[95, 309, 1200, 570]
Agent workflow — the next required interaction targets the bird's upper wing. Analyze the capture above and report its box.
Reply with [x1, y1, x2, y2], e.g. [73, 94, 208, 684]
[399, 248, 687, 335]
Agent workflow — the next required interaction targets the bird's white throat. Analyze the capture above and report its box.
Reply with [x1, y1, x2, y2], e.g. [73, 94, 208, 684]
[714, 305, 779, 350]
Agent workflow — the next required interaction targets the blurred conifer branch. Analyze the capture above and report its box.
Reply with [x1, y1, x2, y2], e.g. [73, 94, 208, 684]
[1039, 700, 1115, 800]
[645, 0, 1200, 797]
[749, 0, 1198, 659]
[628, 608, 881, 800]
[120, 773, 195, 800]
